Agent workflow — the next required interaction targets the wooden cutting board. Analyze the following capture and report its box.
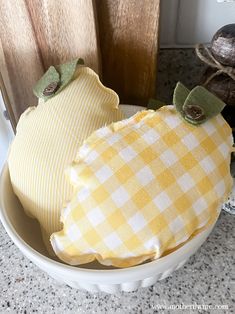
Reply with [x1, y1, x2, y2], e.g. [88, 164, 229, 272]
[0, 0, 160, 130]
[25, 0, 101, 72]
[97, 0, 160, 105]
[0, 0, 44, 130]
[0, 0, 100, 129]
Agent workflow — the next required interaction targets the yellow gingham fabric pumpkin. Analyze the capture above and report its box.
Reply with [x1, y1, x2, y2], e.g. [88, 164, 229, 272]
[51, 105, 233, 267]
[8, 65, 124, 252]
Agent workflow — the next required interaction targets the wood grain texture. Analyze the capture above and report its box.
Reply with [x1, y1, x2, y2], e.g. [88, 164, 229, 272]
[97, 0, 160, 105]
[26, 0, 101, 73]
[0, 0, 44, 124]
[0, 0, 100, 128]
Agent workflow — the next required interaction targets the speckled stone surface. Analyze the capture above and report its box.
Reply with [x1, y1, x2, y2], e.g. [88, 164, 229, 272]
[0, 49, 234, 313]
[156, 48, 207, 104]
[0, 212, 234, 314]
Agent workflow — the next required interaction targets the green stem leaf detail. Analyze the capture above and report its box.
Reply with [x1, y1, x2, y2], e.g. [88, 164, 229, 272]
[173, 82, 226, 125]
[33, 58, 84, 101]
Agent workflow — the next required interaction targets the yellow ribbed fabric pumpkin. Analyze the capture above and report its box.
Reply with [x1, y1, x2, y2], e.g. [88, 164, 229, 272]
[51, 106, 233, 267]
[8, 66, 124, 252]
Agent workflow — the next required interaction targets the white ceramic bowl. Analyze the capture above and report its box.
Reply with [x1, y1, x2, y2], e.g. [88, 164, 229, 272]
[0, 105, 215, 294]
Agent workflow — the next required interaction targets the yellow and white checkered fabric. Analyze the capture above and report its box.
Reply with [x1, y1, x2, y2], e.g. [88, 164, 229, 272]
[51, 106, 233, 267]
[8, 66, 124, 253]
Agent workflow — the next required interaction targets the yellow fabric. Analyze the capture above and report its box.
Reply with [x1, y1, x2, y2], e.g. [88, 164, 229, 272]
[8, 66, 124, 252]
[51, 106, 233, 267]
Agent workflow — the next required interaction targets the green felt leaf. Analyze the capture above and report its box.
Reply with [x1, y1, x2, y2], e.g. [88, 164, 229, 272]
[173, 82, 225, 125]
[183, 86, 225, 125]
[147, 98, 166, 110]
[173, 82, 190, 115]
[55, 58, 84, 91]
[33, 58, 84, 101]
[33, 66, 60, 100]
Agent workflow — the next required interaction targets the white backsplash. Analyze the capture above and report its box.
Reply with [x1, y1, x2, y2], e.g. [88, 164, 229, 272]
[160, 0, 235, 46]
[0, 93, 14, 172]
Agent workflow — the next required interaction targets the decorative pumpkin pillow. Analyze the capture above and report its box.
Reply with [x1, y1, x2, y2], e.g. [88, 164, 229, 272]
[51, 83, 233, 267]
[8, 59, 124, 252]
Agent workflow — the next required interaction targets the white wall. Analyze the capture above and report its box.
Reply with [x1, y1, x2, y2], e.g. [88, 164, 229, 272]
[0, 93, 14, 172]
[160, 0, 235, 47]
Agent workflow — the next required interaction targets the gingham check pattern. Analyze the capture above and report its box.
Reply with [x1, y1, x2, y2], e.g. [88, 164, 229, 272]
[51, 106, 233, 267]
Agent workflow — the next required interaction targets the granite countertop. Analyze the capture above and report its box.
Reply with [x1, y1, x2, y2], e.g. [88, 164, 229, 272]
[0, 49, 234, 313]
[0, 211, 234, 314]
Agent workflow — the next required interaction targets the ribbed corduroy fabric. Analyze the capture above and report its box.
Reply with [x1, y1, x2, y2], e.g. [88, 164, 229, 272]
[8, 66, 124, 252]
